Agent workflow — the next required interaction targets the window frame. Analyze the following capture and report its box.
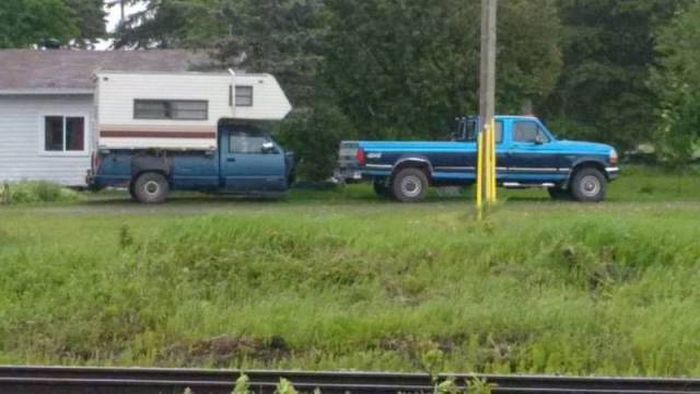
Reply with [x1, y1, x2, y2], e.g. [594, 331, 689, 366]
[38, 114, 90, 157]
[512, 120, 551, 144]
[228, 131, 276, 154]
[133, 99, 209, 121]
[235, 86, 254, 107]
[461, 120, 504, 144]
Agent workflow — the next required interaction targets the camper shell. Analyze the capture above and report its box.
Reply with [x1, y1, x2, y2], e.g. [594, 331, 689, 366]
[94, 71, 292, 151]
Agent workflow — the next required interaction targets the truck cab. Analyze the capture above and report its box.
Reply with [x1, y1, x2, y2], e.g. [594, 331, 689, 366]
[336, 115, 619, 203]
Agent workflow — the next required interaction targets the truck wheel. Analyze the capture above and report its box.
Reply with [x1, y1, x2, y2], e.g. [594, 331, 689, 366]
[373, 181, 392, 199]
[391, 168, 429, 203]
[548, 187, 572, 201]
[128, 183, 138, 201]
[570, 168, 607, 202]
[133, 172, 169, 204]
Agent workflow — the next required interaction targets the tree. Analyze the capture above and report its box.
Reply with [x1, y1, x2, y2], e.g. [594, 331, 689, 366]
[115, 0, 325, 109]
[0, 0, 105, 49]
[0, 0, 77, 48]
[652, 1, 700, 167]
[322, 0, 562, 140]
[113, 0, 228, 50]
[545, 0, 692, 151]
[65, 0, 108, 48]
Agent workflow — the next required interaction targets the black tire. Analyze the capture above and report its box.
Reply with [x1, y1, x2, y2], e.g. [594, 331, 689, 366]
[391, 167, 429, 203]
[570, 167, 607, 202]
[128, 183, 138, 201]
[548, 187, 572, 201]
[133, 172, 170, 204]
[373, 181, 392, 199]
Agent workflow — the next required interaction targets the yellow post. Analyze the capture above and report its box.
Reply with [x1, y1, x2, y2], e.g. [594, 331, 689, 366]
[476, 128, 484, 213]
[490, 118, 498, 202]
[483, 123, 491, 203]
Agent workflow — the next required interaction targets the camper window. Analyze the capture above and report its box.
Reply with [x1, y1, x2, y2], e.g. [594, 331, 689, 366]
[134, 100, 208, 120]
[235, 86, 253, 107]
[43, 116, 85, 153]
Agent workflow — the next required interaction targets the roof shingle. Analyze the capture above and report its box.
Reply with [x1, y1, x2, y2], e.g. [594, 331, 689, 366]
[0, 49, 211, 91]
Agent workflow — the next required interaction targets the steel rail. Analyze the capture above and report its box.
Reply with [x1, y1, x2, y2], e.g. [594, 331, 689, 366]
[0, 366, 699, 394]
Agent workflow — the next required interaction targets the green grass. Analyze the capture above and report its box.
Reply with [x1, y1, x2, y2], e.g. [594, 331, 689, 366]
[0, 181, 81, 205]
[0, 168, 699, 377]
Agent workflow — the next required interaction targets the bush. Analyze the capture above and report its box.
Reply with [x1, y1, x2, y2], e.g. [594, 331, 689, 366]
[0, 181, 81, 205]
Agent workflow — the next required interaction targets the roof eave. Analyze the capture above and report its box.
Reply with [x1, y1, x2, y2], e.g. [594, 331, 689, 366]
[0, 88, 94, 96]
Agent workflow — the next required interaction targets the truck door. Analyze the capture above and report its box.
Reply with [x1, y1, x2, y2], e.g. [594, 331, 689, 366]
[219, 127, 287, 192]
[505, 120, 563, 183]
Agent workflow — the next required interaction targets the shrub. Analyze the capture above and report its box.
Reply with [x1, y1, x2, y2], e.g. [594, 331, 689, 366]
[0, 181, 81, 205]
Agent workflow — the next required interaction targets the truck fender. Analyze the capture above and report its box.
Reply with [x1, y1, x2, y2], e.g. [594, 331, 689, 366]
[392, 156, 434, 179]
[566, 159, 609, 185]
[130, 151, 174, 181]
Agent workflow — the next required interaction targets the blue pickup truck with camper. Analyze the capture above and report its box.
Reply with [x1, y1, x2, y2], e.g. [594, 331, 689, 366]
[89, 124, 296, 203]
[87, 71, 295, 203]
[336, 115, 619, 202]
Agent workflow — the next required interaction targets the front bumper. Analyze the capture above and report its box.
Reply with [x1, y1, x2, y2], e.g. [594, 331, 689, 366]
[606, 167, 620, 181]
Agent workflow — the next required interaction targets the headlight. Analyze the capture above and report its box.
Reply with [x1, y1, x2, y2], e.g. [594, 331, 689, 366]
[609, 150, 619, 166]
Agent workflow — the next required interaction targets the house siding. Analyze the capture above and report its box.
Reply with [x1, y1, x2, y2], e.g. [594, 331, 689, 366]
[0, 95, 94, 186]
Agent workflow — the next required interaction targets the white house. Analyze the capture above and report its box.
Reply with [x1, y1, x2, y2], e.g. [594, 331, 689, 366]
[0, 49, 290, 187]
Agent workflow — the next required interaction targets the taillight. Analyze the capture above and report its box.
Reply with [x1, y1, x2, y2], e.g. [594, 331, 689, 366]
[92, 152, 102, 172]
[356, 148, 366, 166]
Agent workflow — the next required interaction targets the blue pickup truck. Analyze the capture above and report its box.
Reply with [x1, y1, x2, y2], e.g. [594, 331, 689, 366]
[88, 124, 295, 203]
[336, 116, 619, 202]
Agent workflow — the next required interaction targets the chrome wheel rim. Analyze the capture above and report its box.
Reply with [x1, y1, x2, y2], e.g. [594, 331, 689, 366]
[144, 180, 161, 197]
[400, 175, 423, 198]
[580, 175, 601, 197]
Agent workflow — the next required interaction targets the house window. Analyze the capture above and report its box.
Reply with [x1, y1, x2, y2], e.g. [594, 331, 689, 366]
[235, 86, 253, 107]
[43, 116, 85, 152]
[134, 100, 208, 120]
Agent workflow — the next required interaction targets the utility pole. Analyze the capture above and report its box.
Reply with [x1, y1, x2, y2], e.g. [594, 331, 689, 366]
[476, 0, 498, 213]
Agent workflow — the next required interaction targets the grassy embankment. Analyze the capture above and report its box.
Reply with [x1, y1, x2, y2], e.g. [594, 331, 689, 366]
[0, 167, 699, 377]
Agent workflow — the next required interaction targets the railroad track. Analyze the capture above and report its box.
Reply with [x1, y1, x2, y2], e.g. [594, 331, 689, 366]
[0, 366, 699, 393]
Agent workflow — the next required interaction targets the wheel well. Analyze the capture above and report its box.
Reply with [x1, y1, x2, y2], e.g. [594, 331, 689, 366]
[392, 161, 432, 183]
[570, 161, 608, 181]
[131, 170, 170, 188]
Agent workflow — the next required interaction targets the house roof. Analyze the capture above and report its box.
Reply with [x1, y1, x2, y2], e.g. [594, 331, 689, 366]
[0, 49, 212, 94]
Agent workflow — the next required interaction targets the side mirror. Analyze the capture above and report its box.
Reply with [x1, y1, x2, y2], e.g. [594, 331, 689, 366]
[535, 134, 547, 145]
[261, 141, 277, 153]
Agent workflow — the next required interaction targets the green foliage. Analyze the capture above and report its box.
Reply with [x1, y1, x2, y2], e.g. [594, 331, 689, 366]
[114, 0, 229, 50]
[277, 101, 356, 180]
[546, 0, 692, 151]
[274, 378, 298, 394]
[322, 0, 561, 139]
[0, 0, 105, 48]
[0, 181, 80, 205]
[0, 0, 78, 48]
[651, 1, 700, 167]
[232, 374, 251, 394]
[1, 170, 700, 376]
[467, 376, 495, 394]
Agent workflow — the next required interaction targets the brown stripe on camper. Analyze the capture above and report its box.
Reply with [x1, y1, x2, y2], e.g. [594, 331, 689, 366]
[100, 131, 217, 139]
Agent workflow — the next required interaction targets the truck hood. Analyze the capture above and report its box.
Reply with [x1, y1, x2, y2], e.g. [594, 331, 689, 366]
[550, 140, 615, 154]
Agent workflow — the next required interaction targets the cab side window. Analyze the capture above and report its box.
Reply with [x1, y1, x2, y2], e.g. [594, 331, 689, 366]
[464, 121, 504, 144]
[229, 131, 271, 154]
[514, 121, 549, 144]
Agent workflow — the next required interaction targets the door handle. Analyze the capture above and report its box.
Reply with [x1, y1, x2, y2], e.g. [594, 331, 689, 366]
[227, 158, 236, 162]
